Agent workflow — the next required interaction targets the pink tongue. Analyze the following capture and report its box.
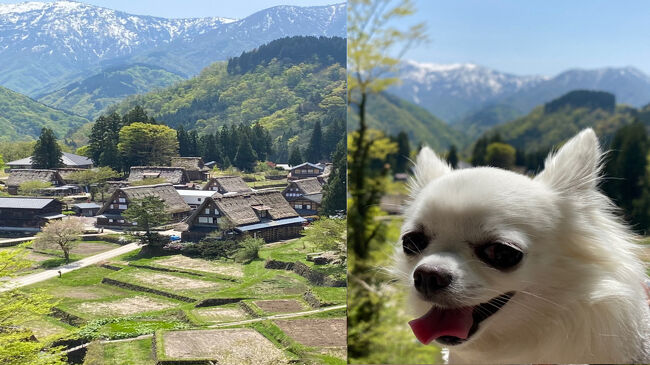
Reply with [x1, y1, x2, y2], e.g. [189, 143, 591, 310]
[408, 306, 474, 345]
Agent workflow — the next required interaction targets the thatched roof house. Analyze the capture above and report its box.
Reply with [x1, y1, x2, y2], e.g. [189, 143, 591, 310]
[7, 169, 65, 195]
[128, 166, 190, 185]
[171, 157, 209, 181]
[282, 177, 324, 216]
[96, 183, 191, 227]
[183, 190, 305, 242]
[6, 152, 93, 169]
[203, 176, 252, 194]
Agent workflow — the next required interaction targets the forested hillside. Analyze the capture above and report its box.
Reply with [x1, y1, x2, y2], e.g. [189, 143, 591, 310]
[350, 92, 467, 152]
[485, 91, 637, 153]
[37, 64, 185, 119]
[0, 86, 89, 142]
[109, 36, 346, 158]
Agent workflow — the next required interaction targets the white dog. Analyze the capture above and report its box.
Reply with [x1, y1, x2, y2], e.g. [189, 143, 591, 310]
[394, 129, 650, 364]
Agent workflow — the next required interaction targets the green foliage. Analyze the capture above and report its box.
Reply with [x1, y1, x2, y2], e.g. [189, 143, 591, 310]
[32, 127, 63, 169]
[88, 112, 123, 171]
[18, 180, 53, 196]
[68, 167, 120, 201]
[320, 139, 346, 215]
[122, 196, 170, 243]
[455, 104, 523, 141]
[233, 132, 258, 172]
[303, 218, 346, 255]
[0, 244, 67, 365]
[233, 237, 263, 264]
[184, 237, 239, 259]
[0, 85, 89, 142]
[118, 122, 178, 170]
[288, 145, 303, 166]
[129, 177, 168, 186]
[544, 90, 615, 114]
[485, 142, 516, 170]
[305, 121, 323, 162]
[112, 37, 345, 159]
[0, 141, 35, 162]
[227, 36, 345, 75]
[38, 64, 185, 120]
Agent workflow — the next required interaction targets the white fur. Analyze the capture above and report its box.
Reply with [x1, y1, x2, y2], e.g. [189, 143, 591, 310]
[394, 129, 650, 363]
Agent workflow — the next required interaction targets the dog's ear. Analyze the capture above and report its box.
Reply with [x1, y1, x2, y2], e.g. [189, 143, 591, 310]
[409, 146, 452, 196]
[534, 128, 601, 195]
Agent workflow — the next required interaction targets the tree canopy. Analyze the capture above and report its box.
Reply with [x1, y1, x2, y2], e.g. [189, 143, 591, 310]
[32, 127, 63, 169]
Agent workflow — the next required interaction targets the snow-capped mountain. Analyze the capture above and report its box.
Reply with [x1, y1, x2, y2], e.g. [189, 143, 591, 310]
[0, 1, 346, 96]
[391, 60, 548, 123]
[390, 60, 650, 124]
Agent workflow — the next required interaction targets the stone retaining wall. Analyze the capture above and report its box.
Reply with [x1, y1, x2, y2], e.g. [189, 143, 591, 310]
[101, 278, 195, 303]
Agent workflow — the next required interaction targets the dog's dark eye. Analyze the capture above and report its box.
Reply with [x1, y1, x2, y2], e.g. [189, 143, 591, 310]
[402, 231, 429, 255]
[476, 242, 523, 270]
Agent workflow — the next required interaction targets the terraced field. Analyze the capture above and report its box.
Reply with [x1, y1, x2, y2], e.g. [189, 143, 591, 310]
[19, 236, 347, 364]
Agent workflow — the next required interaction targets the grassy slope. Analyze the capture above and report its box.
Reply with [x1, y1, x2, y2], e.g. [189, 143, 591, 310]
[0, 86, 89, 141]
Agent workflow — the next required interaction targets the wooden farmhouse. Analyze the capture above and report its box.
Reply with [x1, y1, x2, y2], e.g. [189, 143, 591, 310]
[96, 183, 191, 227]
[171, 157, 210, 181]
[288, 162, 325, 180]
[176, 189, 222, 209]
[0, 197, 64, 232]
[282, 177, 323, 216]
[128, 166, 190, 186]
[182, 191, 306, 242]
[7, 169, 66, 195]
[202, 176, 252, 194]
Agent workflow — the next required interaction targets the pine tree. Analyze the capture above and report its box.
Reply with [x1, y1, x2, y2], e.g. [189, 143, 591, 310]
[320, 139, 346, 215]
[288, 145, 303, 166]
[177, 125, 190, 157]
[32, 128, 63, 169]
[305, 121, 323, 162]
[188, 130, 199, 156]
[394, 131, 411, 173]
[234, 133, 258, 172]
[447, 145, 459, 169]
[122, 105, 154, 125]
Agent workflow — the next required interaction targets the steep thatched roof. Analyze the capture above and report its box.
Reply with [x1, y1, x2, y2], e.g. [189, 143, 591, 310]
[292, 178, 323, 195]
[97, 183, 190, 215]
[171, 157, 208, 171]
[188, 190, 299, 227]
[7, 169, 64, 187]
[203, 176, 252, 193]
[128, 167, 189, 184]
[55, 168, 85, 182]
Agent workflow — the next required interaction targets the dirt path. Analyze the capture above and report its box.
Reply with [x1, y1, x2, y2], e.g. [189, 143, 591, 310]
[0, 242, 140, 292]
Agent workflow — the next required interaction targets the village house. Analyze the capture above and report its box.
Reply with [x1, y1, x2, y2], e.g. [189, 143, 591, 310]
[182, 190, 306, 242]
[128, 166, 190, 186]
[6, 152, 93, 170]
[282, 177, 323, 216]
[96, 183, 191, 227]
[7, 169, 66, 195]
[71, 202, 102, 217]
[202, 176, 252, 194]
[176, 189, 222, 209]
[288, 162, 325, 181]
[171, 157, 210, 181]
[0, 197, 64, 232]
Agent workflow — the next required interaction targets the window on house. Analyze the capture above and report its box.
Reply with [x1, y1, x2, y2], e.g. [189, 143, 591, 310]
[198, 198, 202, 201]
[118, 198, 126, 203]
[198, 217, 213, 224]
[204, 208, 210, 214]
[306, 204, 311, 210]
[108, 219, 113, 222]
[118, 219, 124, 223]
[118, 204, 127, 210]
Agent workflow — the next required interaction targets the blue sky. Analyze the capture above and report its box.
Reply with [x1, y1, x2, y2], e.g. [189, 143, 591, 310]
[398, 0, 650, 76]
[0, 0, 339, 19]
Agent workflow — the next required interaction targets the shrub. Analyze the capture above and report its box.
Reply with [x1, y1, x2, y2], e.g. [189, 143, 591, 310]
[233, 237, 263, 264]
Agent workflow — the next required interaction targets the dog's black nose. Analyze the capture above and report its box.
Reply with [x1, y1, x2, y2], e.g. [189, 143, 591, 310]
[413, 265, 453, 296]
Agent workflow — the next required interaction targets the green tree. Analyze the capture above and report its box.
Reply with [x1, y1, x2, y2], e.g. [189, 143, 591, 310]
[34, 218, 84, 263]
[32, 128, 62, 169]
[393, 131, 411, 173]
[302, 217, 346, 258]
[88, 112, 123, 171]
[122, 196, 170, 247]
[320, 139, 346, 215]
[485, 142, 516, 170]
[233, 236, 263, 264]
[0, 244, 67, 365]
[288, 145, 303, 166]
[118, 122, 179, 170]
[305, 121, 323, 162]
[447, 145, 459, 168]
[348, 0, 427, 361]
[233, 133, 258, 172]
[69, 167, 120, 202]
[177, 125, 190, 157]
[18, 181, 52, 196]
[122, 105, 155, 125]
